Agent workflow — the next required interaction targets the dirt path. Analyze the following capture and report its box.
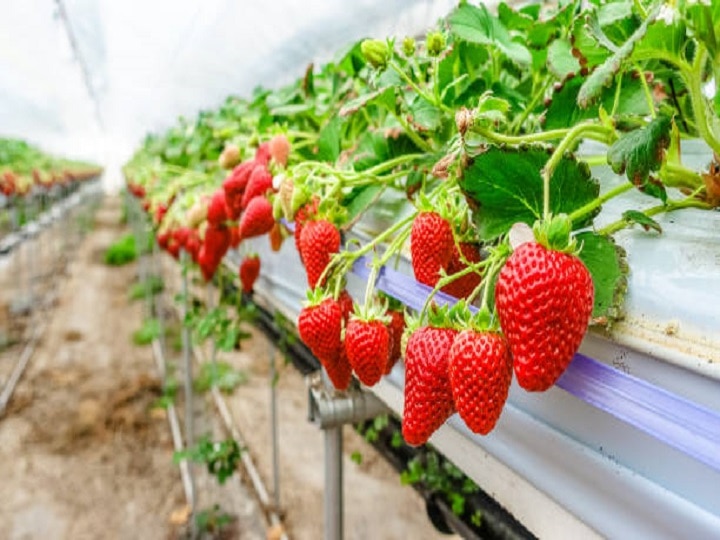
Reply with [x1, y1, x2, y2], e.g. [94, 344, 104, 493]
[0, 195, 458, 540]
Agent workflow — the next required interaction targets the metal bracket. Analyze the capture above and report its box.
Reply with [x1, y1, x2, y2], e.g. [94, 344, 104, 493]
[307, 372, 389, 430]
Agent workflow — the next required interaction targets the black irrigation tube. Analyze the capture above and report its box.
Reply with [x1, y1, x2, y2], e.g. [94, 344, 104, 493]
[215, 271, 536, 540]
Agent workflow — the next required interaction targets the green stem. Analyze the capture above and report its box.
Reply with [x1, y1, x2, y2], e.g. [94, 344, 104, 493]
[568, 182, 634, 222]
[635, 64, 656, 118]
[661, 162, 704, 190]
[472, 125, 573, 145]
[686, 47, 720, 156]
[362, 153, 425, 176]
[418, 258, 491, 319]
[597, 196, 713, 235]
[390, 111, 434, 153]
[542, 122, 614, 218]
[510, 77, 551, 135]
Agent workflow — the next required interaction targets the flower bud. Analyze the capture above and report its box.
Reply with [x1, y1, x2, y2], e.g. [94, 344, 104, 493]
[402, 37, 416, 57]
[361, 39, 390, 70]
[426, 31, 446, 57]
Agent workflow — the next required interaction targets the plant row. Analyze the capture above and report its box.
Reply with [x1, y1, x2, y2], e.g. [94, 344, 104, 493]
[124, 0, 720, 445]
[0, 138, 102, 197]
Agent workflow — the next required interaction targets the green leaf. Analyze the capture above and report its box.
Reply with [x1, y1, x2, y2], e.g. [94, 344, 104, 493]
[351, 130, 390, 171]
[474, 92, 510, 126]
[621, 210, 662, 233]
[607, 115, 672, 200]
[460, 146, 599, 241]
[408, 96, 442, 132]
[448, 3, 532, 67]
[547, 39, 582, 80]
[632, 15, 687, 60]
[194, 361, 248, 394]
[269, 103, 314, 117]
[575, 232, 628, 320]
[577, 8, 658, 108]
[317, 116, 343, 163]
[339, 86, 395, 117]
[569, 13, 612, 71]
[343, 184, 385, 224]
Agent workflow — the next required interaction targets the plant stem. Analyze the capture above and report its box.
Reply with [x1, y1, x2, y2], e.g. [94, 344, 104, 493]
[635, 64, 656, 118]
[389, 60, 438, 108]
[390, 111, 434, 153]
[568, 182, 634, 222]
[472, 125, 572, 145]
[362, 153, 426, 176]
[597, 196, 713, 235]
[541, 122, 614, 218]
[686, 47, 720, 156]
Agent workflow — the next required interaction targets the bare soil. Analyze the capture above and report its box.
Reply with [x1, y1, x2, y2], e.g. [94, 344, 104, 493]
[0, 196, 456, 540]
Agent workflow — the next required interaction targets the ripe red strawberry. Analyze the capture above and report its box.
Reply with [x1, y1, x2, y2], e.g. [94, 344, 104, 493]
[255, 142, 271, 166]
[203, 224, 231, 264]
[157, 231, 170, 249]
[441, 242, 483, 299]
[293, 197, 320, 262]
[410, 212, 454, 287]
[198, 247, 221, 281]
[269, 134, 291, 167]
[241, 165, 273, 209]
[345, 318, 390, 387]
[229, 225, 241, 248]
[385, 310, 405, 374]
[172, 227, 190, 248]
[186, 229, 201, 262]
[448, 330, 512, 435]
[402, 326, 457, 446]
[299, 219, 340, 288]
[223, 160, 255, 219]
[328, 348, 353, 391]
[239, 255, 261, 294]
[337, 290, 354, 323]
[298, 296, 344, 378]
[239, 197, 275, 239]
[495, 241, 594, 392]
[207, 189, 228, 226]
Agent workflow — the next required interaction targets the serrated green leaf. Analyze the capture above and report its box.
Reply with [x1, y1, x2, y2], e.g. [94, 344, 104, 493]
[351, 130, 390, 171]
[474, 92, 510, 126]
[545, 74, 651, 129]
[408, 97, 442, 131]
[569, 13, 612, 70]
[342, 184, 385, 224]
[577, 8, 658, 108]
[632, 15, 687, 61]
[448, 3, 531, 67]
[607, 115, 672, 200]
[269, 103, 314, 117]
[576, 232, 627, 319]
[317, 116, 343, 163]
[547, 39, 582, 80]
[498, 2, 535, 31]
[194, 361, 247, 394]
[460, 146, 599, 241]
[339, 86, 395, 117]
[621, 210, 662, 233]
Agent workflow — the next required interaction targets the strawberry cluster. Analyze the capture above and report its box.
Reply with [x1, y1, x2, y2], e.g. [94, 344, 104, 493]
[129, 135, 293, 289]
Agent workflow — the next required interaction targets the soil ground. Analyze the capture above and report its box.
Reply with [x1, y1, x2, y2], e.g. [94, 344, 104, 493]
[0, 196, 456, 540]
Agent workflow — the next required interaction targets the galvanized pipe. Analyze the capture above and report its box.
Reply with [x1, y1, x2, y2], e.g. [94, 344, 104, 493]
[324, 426, 343, 540]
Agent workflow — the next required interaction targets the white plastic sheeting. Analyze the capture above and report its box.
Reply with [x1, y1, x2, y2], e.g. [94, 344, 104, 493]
[1, 0, 457, 187]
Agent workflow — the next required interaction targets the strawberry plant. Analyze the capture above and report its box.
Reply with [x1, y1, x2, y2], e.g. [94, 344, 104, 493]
[174, 435, 243, 485]
[124, 0, 720, 445]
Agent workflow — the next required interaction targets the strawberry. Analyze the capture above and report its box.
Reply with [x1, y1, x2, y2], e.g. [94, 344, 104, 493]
[223, 160, 254, 219]
[239, 255, 261, 294]
[345, 317, 390, 387]
[441, 242, 483, 299]
[218, 144, 241, 169]
[448, 330, 512, 435]
[207, 189, 228, 226]
[337, 290, 354, 323]
[203, 224, 231, 264]
[298, 295, 343, 370]
[268, 222, 284, 252]
[269, 134, 291, 167]
[229, 225, 241, 248]
[198, 247, 221, 281]
[293, 197, 320, 262]
[186, 229, 201, 262]
[385, 309, 405, 374]
[299, 219, 340, 288]
[410, 212, 454, 287]
[402, 326, 457, 446]
[239, 196, 275, 239]
[255, 142, 271, 166]
[172, 227, 190, 248]
[328, 348, 353, 391]
[495, 241, 594, 392]
[241, 165, 274, 209]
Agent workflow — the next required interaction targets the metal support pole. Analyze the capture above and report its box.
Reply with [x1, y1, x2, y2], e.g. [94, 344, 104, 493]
[324, 426, 344, 540]
[269, 343, 281, 511]
[179, 249, 196, 514]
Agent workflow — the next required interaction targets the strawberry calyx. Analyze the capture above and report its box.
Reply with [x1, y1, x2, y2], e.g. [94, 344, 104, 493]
[532, 213, 579, 255]
[350, 298, 391, 326]
[303, 286, 333, 308]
